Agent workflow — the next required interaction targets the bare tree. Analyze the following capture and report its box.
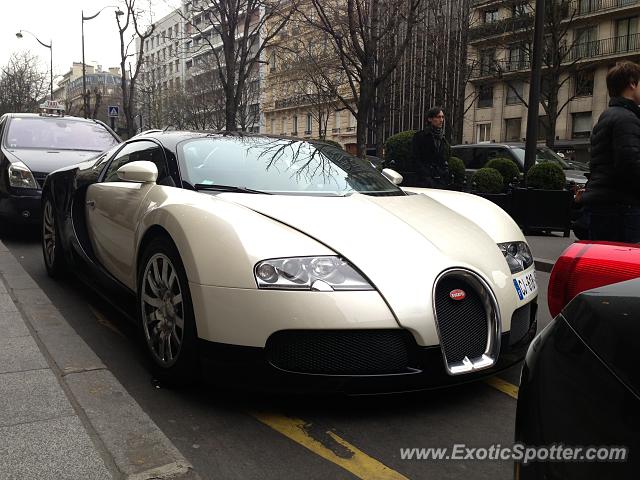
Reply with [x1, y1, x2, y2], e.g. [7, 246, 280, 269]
[297, 0, 422, 156]
[496, 0, 585, 147]
[182, 0, 296, 131]
[117, 0, 155, 137]
[0, 52, 49, 115]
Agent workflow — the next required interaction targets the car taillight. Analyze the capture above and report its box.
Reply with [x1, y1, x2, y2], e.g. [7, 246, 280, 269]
[548, 241, 640, 318]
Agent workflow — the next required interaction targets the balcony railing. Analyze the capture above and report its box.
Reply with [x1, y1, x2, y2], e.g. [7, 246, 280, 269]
[470, 34, 640, 78]
[468, 14, 533, 42]
[567, 0, 640, 18]
[566, 34, 640, 61]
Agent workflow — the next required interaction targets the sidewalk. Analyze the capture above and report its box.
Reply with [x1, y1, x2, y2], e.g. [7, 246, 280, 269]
[0, 240, 196, 480]
[525, 232, 576, 272]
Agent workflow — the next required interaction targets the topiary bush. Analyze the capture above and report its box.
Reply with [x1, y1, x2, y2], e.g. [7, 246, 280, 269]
[526, 162, 566, 190]
[384, 130, 416, 171]
[472, 168, 504, 194]
[448, 156, 466, 188]
[485, 157, 521, 188]
[315, 138, 343, 149]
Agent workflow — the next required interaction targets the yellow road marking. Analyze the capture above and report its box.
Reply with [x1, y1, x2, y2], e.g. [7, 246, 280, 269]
[485, 377, 519, 399]
[252, 412, 409, 480]
[88, 305, 125, 337]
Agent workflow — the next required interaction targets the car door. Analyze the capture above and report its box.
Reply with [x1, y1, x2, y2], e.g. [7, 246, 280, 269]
[85, 140, 170, 288]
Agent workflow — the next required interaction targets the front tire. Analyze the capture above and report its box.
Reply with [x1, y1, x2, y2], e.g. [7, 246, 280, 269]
[42, 193, 66, 278]
[137, 236, 199, 386]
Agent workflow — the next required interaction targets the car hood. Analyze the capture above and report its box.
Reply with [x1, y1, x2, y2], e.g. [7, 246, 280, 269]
[220, 192, 517, 344]
[3, 148, 100, 173]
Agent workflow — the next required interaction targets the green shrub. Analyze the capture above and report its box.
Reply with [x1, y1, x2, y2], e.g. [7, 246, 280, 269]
[485, 157, 521, 187]
[472, 168, 504, 194]
[384, 130, 416, 171]
[448, 156, 466, 188]
[526, 162, 566, 190]
[315, 138, 343, 149]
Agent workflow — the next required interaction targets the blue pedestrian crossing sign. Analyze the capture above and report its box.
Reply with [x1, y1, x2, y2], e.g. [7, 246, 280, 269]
[108, 106, 119, 117]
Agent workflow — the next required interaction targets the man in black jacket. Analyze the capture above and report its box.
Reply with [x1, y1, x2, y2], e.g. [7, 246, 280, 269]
[412, 107, 451, 188]
[583, 61, 640, 243]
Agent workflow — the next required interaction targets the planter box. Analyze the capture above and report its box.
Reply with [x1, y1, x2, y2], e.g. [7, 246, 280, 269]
[511, 187, 573, 237]
[476, 192, 512, 215]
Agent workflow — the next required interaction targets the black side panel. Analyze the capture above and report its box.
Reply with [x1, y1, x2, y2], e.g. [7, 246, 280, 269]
[516, 316, 640, 479]
[562, 278, 640, 396]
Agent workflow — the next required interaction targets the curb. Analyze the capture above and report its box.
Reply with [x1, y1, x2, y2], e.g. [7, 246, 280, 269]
[534, 257, 555, 273]
[0, 240, 196, 479]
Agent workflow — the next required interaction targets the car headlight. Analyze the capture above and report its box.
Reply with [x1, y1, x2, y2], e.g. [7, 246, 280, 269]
[8, 161, 38, 189]
[254, 256, 373, 291]
[498, 241, 533, 274]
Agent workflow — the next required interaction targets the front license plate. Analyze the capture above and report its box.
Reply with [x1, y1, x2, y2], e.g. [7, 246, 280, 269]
[513, 271, 537, 302]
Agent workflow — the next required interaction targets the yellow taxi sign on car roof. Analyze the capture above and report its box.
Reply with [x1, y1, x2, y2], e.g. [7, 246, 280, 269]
[39, 100, 65, 117]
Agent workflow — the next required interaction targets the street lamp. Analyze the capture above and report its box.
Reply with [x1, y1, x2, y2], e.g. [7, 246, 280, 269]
[82, 6, 124, 118]
[16, 30, 53, 100]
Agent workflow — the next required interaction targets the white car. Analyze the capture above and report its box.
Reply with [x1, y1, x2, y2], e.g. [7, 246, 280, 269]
[42, 132, 538, 392]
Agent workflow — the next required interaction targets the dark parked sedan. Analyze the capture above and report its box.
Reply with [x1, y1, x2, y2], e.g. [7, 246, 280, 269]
[0, 109, 119, 224]
[515, 241, 640, 479]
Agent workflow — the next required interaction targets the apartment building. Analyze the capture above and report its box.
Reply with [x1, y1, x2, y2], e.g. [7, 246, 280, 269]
[137, 8, 187, 129]
[463, 0, 640, 159]
[261, 7, 358, 151]
[53, 62, 123, 127]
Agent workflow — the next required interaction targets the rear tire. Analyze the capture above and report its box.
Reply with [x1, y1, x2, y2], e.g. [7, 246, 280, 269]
[137, 236, 200, 386]
[42, 193, 66, 278]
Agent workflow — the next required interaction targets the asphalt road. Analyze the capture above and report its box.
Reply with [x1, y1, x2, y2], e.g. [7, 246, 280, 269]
[1, 225, 553, 480]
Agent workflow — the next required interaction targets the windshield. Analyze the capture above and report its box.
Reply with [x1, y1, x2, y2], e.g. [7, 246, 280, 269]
[511, 146, 570, 169]
[5, 117, 119, 151]
[178, 137, 404, 196]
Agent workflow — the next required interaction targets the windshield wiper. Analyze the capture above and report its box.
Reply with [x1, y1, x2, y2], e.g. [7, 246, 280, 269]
[194, 184, 271, 194]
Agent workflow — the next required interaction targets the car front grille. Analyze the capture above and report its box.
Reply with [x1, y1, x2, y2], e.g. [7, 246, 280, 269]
[434, 273, 492, 367]
[32, 172, 47, 189]
[265, 330, 415, 375]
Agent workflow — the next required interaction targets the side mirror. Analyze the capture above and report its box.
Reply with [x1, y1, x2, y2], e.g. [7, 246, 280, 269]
[382, 168, 403, 185]
[116, 161, 158, 183]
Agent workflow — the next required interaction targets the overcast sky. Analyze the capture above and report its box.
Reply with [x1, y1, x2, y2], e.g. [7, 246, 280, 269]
[1, 0, 177, 82]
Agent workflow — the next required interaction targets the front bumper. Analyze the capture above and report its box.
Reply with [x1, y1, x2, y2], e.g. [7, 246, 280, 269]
[0, 188, 42, 224]
[198, 301, 537, 394]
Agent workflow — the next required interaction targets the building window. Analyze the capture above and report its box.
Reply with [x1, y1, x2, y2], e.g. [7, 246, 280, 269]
[577, 0, 598, 14]
[616, 17, 639, 52]
[292, 115, 298, 134]
[572, 112, 592, 139]
[506, 82, 524, 104]
[538, 116, 549, 141]
[478, 85, 493, 108]
[305, 113, 312, 134]
[512, 2, 529, 17]
[333, 110, 341, 132]
[507, 44, 527, 71]
[504, 118, 522, 142]
[271, 118, 275, 133]
[483, 9, 498, 23]
[476, 123, 492, 143]
[575, 69, 594, 96]
[269, 51, 277, 72]
[574, 26, 599, 59]
[479, 49, 495, 76]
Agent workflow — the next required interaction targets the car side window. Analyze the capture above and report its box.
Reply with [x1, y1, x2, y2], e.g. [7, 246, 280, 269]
[453, 147, 474, 167]
[471, 149, 488, 169]
[103, 140, 170, 184]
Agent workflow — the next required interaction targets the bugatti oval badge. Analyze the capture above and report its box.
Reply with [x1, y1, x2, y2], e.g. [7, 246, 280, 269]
[449, 289, 466, 301]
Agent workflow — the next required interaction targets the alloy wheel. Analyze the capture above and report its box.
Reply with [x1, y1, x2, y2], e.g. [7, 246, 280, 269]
[140, 253, 185, 367]
[43, 200, 56, 268]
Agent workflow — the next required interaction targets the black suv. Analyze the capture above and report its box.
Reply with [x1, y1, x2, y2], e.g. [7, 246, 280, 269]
[451, 142, 589, 187]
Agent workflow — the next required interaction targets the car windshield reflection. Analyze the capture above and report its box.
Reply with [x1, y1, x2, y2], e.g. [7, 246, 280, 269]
[5, 117, 119, 152]
[178, 136, 404, 196]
